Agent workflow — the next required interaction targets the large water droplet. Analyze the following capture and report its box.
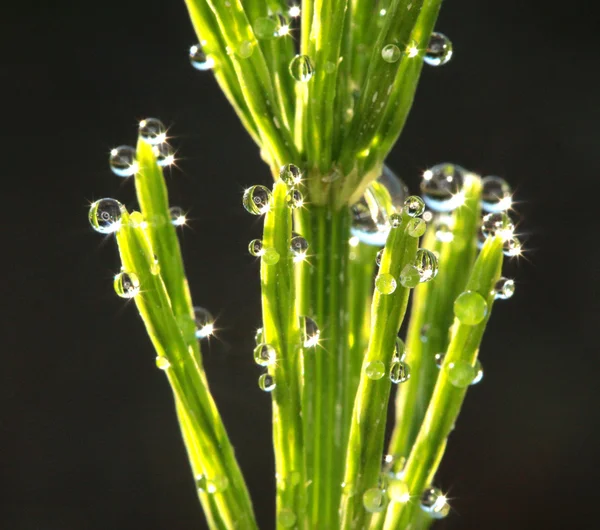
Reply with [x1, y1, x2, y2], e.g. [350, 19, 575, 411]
[481, 176, 512, 213]
[89, 198, 124, 234]
[387, 480, 410, 503]
[114, 271, 140, 298]
[194, 307, 214, 338]
[414, 249, 439, 283]
[289, 55, 314, 82]
[421, 163, 465, 212]
[381, 44, 402, 63]
[253, 17, 279, 39]
[481, 212, 514, 240]
[390, 358, 410, 384]
[254, 343, 276, 366]
[189, 44, 215, 70]
[424, 33, 453, 66]
[156, 356, 170, 370]
[403, 196, 426, 217]
[280, 163, 302, 186]
[139, 117, 166, 145]
[286, 189, 304, 209]
[301, 316, 320, 348]
[399, 264, 420, 288]
[471, 359, 484, 385]
[278, 509, 297, 528]
[248, 239, 264, 257]
[243, 185, 272, 215]
[493, 277, 515, 300]
[363, 487, 386, 512]
[365, 360, 386, 380]
[375, 273, 397, 294]
[169, 206, 186, 226]
[259, 373, 276, 392]
[109, 146, 138, 177]
[290, 233, 309, 255]
[153, 142, 175, 167]
[454, 291, 488, 325]
[446, 360, 476, 387]
[262, 248, 280, 265]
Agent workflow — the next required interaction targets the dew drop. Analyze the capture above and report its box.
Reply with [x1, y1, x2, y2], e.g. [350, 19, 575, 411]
[259, 373, 276, 392]
[403, 196, 425, 217]
[481, 212, 514, 240]
[248, 239, 264, 257]
[387, 480, 410, 503]
[471, 359, 484, 385]
[363, 487, 386, 512]
[114, 271, 140, 298]
[503, 236, 522, 257]
[390, 213, 402, 228]
[375, 273, 397, 295]
[262, 248, 280, 265]
[139, 117, 166, 145]
[454, 291, 488, 325]
[289, 54, 314, 82]
[390, 358, 411, 384]
[243, 185, 272, 215]
[278, 509, 297, 528]
[286, 189, 304, 209]
[238, 39, 255, 58]
[414, 249, 439, 283]
[207, 475, 229, 493]
[424, 32, 453, 66]
[446, 360, 476, 387]
[109, 146, 138, 177]
[253, 17, 279, 39]
[290, 234, 309, 258]
[289, 5, 301, 18]
[155, 356, 170, 370]
[89, 198, 124, 234]
[481, 176, 512, 213]
[169, 206, 186, 226]
[150, 258, 160, 275]
[189, 44, 215, 70]
[153, 142, 175, 167]
[407, 217, 426, 238]
[324, 61, 336, 74]
[434, 353, 445, 368]
[301, 316, 320, 348]
[193, 307, 214, 338]
[254, 343, 276, 366]
[279, 163, 302, 186]
[493, 277, 515, 300]
[365, 360, 386, 380]
[399, 264, 420, 288]
[421, 486, 446, 513]
[421, 163, 465, 212]
[381, 44, 402, 63]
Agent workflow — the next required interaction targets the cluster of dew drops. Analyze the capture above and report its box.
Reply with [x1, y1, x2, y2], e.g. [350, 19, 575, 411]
[88, 117, 217, 362]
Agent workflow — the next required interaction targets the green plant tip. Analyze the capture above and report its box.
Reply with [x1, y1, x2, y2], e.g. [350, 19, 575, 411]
[454, 290, 488, 325]
[365, 360, 386, 380]
[262, 247, 280, 265]
[446, 360, 476, 388]
[375, 273, 397, 294]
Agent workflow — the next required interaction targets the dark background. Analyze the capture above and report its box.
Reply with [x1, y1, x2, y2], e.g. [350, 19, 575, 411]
[2, 1, 598, 529]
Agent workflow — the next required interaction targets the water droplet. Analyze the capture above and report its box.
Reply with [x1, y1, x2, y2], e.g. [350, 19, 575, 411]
[365, 360, 386, 380]
[279, 163, 302, 186]
[350, 165, 409, 246]
[481, 176, 512, 213]
[289, 5, 301, 18]
[471, 359, 483, 385]
[243, 185, 272, 215]
[390, 358, 411, 384]
[109, 146, 137, 177]
[381, 44, 402, 63]
[114, 271, 140, 298]
[421, 486, 446, 512]
[493, 277, 515, 300]
[278, 509, 297, 528]
[395, 337, 406, 360]
[322, 167, 342, 182]
[155, 356, 170, 370]
[238, 39, 255, 58]
[89, 198, 124, 234]
[481, 212, 514, 240]
[407, 217, 426, 238]
[255, 327, 264, 345]
[363, 487, 386, 512]
[375, 273, 397, 294]
[324, 61, 336, 73]
[404, 196, 425, 217]
[421, 163, 465, 212]
[376, 249, 386, 268]
[424, 32, 453, 66]
[289, 54, 314, 82]
[207, 475, 229, 493]
[446, 360, 476, 387]
[503, 236, 522, 257]
[414, 249, 439, 283]
[388, 480, 410, 503]
[454, 291, 488, 325]
[301, 316, 320, 348]
[286, 189, 304, 209]
[150, 258, 161, 275]
[399, 264, 420, 288]
[194, 307, 214, 338]
[128, 211, 145, 228]
[435, 215, 454, 242]
[248, 239, 264, 257]
[434, 353, 445, 368]
[259, 373, 276, 392]
[253, 17, 279, 39]
[139, 117, 166, 145]
[254, 343, 276, 366]
[169, 206, 186, 226]
[406, 39, 420, 58]
[189, 44, 215, 70]
[262, 248, 280, 265]
[153, 142, 175, 167]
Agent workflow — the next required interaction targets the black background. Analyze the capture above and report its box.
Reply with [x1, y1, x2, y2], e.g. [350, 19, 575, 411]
[2, 1, 599, 529]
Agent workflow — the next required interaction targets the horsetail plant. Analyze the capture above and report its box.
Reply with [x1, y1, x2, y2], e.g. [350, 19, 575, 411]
[89, 2, 523, 529]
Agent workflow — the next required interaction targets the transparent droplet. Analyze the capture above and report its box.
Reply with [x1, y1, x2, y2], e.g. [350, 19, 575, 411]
[109, 146, 138, 177]
[381, 44, 402, 63]
[150, 258, 160, 275]
[407, 217, 426, 238]
[414, 249, 439, 283]
[387, 480, 410, 503]
[289, 5, 301, 18]
[395, 337, 406, 361]
[399, 264, 420, 288]
[248, 239, 264, 257]
[237, 39, 255, 58]
[89, 198, 123, 234]
[421, 486, 447, 513]
[286, 189, 304, 209]
[446, 360, 476, 388]
[493, 277, 515, 300]
[481, 212, 514, 240]
[363, 487, 386, 512]
[253, 17, 279, 39]
[255, 327, 264, 345]
[153, 142, 175, 167]
[139, 117, 166, 145]
[350, 166, 410, 246]
[403, 196, 425, 217]
[194, 306, 214, 338]
[365, 360, 386, 380]
[471, 359, 483, 385]
[481, 176, 512, 213]
[114, 271, 140, 298]
[280, 163, 302, 186]
[243, 185, 272, 215]
[376, 249, 384, 267]
[406, 39, 420, 58]
[289, 55, 314, 82]
[169, 206, 186, 226]
[454, 291, 488, 325]
[275, 14, 291, 37]
[324, 61, 336, 74]
[424, 32, 453, 66]
[301, 316, 320, 348]
[206, 475, 229, 494]
[503, 236, 522, 257]
[435, 215, 454, 242]
[434, 353, 445, 368]
[155, 356, 170, 370]
[390, 358, 410, 384]
[278, 509, 297, 528]
[262, 248, 280, 265]
[189, 44, 215, 70]
[258, 373, 276, 392]
[254, 343, 276, 366]
[375, 273, 397, 295]
[421, 163, 465, 212]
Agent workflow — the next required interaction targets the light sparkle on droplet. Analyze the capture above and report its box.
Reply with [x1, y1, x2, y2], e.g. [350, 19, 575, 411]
[289, 5, 301, 18]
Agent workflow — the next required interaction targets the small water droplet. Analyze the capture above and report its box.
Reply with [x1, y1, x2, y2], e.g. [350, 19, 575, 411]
[301, 316, 320, 348]
[407, 217, 426, 238]
[278, 508, 297, 528]
[279, 163, 302, 186]
[262, 248, 280, 265]
[255, 327, 264, 345]
[194, 307, 214, 338]
[155, 356, 170, 370]
[89, 198, 124, 234]
[421, 486, 449, 516]
[243, 185, 272, 215]
[381, 44, 402, 63]
[286, 189, 304, 209]
[434, 353, 445, 368]
[150, 258, 161, 275]
[254, 343, 276, 366]
[259, 373, 276, 392]
[399, 264, 420, 288]
[481, 176, 512, 213]
[207, 475, 229, 493]
[375, 273, 397, 294]
[421, 163, 465, 212]
[253, 16, 279, 39]
[363, 487, 386, 512]
[390, 358, 411, 384]
[169, 206, 186, 226]
[153, 142, 175, 167]
[403, 196, 425, 217]
[376, 250, 384, 267]
[390, 213, 402, 228]
[387, 480, 410, 503]
[493, 277, 515, 300]
[324, 61, 336, 73]
[503, 236, 522, 257]
[114, 271, 140, 298]
[446, 360, 476, 387]
[139, 117, 166, 145]
[481, 212, 514, 240]
[424, 32, 453, 66]
[109, 146, 138, 177]
[471, 359, 483, 385]
[454, 291, 488, 325]
[248, 239, 264, 257]
[289, 54, 314, 82]
[289, 5, 301, 18]
[414, 249, 439, 283]
[365, 360, 386, 380]
[237, 39, 255, 58]
[189, 44, 215, 70]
